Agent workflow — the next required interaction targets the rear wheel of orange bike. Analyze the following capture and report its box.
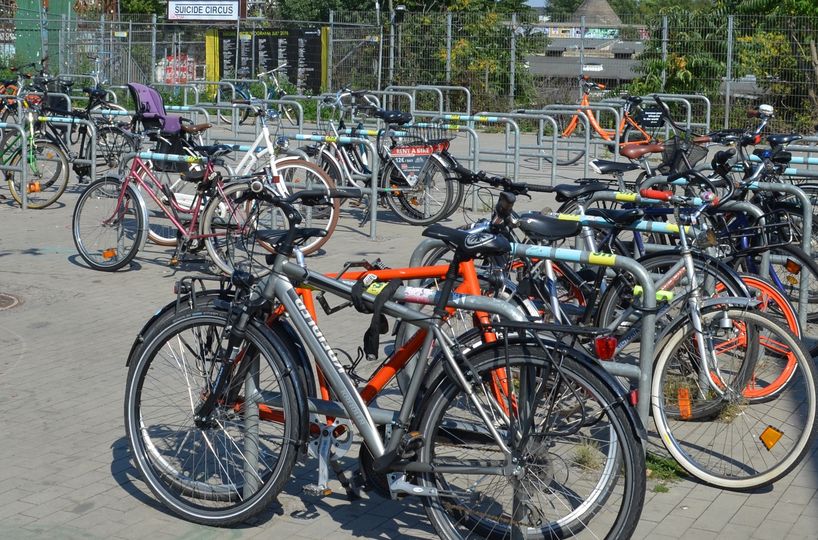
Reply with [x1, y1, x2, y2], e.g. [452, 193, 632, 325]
[542, 115, 586, 166]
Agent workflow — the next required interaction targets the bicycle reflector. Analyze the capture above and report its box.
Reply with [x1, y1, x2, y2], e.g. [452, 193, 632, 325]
[785, 259, 801, 274]
[594, 336, 617, 361]
[760, 425, 783, 451]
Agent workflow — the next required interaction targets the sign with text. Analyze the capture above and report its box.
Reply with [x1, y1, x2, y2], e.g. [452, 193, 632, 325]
[218, 28, 323, 94]
[169, 1, 239, 21]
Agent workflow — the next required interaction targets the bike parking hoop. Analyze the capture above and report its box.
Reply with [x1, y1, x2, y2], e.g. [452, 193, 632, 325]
[187, 80, 237, 105]
[435, 113, 522, 179]
[149, 82, 200, 107]
[36, 116, 97, 181]
[288, 133, 380, 240]
[747, 152, 818, 178]
[384, 84, 471, 117]
[543, 103, 621, 157]
[0, 121, 29, 209]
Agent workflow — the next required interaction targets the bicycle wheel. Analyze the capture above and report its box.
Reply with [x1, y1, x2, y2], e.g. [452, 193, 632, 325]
[7, 139, 69, 209]
[201, 181, 277, 277]
[124, 310, 302, 526]
[277, 159, 339, 254]
[416, 343, 645, 539]
[94, 125, 136, 179]
[620, 121, 664, 146]
[652, 306, 818, 489]
[72, 176, 145, 271]
[381, 158, 455, 226]
[542, 115, 586, 166]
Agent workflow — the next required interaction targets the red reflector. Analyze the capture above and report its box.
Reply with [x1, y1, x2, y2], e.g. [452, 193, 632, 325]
[595, 336, 617, 360]
[628, 389, 638, 407]
[753, 134, 761, 145]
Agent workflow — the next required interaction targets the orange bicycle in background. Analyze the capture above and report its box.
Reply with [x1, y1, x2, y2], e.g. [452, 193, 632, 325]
[548, 75, 665, 165]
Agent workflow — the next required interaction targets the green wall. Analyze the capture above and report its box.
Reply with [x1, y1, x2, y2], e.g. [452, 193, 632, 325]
[14, 0, 72, 67]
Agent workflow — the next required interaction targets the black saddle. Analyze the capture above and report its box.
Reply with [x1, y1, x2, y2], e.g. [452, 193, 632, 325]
[193, 144, 233, 158]
[553, 181, 610, 203]
[518, 212, 581, 242]
[422, 224, 511, 258]
[590, 159, 640, 175]
[374, 108, 413, 125]
[767, 134, 802, 147]
[586, 208, 644, 227]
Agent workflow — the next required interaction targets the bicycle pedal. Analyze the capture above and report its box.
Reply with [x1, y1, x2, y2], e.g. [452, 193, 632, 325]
[303, 484, 332, 497]
[398, 431, 424, 459]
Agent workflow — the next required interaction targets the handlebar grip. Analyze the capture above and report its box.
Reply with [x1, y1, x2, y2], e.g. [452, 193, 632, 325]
[525, 184, 555, 193]
[639, 189, 672, 201]
[329, 188, 363, 199]
[692, 135, 711, 144]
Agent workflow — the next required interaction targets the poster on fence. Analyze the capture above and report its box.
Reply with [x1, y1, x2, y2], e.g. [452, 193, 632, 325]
[210, 28, 324, 94]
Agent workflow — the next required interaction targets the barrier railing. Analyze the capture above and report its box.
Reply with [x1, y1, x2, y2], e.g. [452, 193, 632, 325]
[0, 121, 29, 209]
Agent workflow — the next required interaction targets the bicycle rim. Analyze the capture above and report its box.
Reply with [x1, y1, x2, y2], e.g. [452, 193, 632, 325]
[652, 307, 817, 489]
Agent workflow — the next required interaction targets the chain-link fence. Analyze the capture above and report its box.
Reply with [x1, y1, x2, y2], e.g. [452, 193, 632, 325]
[0, 10, 816, 129]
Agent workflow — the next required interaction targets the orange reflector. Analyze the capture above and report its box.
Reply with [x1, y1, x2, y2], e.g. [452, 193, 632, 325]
[760, 425, 783, 450]
[678, 388, 692, 420]
[786, 275, 799, 286]
[102, 248, 117, 259]
[27, 181, 40, 193]
[628, 389, 638, 407]
[594, 336, 617, 360]
[785, 259, 801, 274]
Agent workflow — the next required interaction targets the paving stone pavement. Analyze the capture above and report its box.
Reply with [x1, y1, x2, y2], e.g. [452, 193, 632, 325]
[1, 172, 817, 540]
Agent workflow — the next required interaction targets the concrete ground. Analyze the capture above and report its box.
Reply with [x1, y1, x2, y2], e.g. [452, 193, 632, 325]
[1, 130, 818, 540]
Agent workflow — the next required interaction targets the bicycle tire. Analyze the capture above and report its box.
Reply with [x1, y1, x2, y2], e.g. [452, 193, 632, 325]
[72, 176, 145, 271]
[124, 309, 303, 525]
[416, 343, 645, 539]
[381, 158, 455, 226]
[652, 306, 818, 489]
[7, 139, 69, 209]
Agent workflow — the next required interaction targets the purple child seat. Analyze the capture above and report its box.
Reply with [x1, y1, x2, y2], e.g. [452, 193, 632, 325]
[127, 82, 182, 135]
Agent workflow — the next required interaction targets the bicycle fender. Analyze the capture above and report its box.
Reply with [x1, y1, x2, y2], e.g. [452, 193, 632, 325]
[247, 318, 311, 447]
[125, 289, 229, 366]
[266, 318, 319, 401]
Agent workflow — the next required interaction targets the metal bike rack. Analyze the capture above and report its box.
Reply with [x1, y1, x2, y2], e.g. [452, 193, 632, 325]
[434, 114, 521, 179]
[748, 153, 818, 179]
[290, 133, 379, 240]
[222, 78, 269, 101]
[540, 103, 622, 159]
[149, 83, 201, 107]
[0, 120, 29, 209]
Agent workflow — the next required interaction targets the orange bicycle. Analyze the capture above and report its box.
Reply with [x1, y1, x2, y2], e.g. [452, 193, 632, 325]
[549, 76, 665, 165]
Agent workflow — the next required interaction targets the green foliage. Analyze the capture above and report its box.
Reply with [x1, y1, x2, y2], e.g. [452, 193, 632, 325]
[121, 0, 165, 15]
[646, 452, 686, 481]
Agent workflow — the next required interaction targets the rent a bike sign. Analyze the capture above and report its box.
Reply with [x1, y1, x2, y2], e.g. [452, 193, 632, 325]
[168, 0, 241, 21]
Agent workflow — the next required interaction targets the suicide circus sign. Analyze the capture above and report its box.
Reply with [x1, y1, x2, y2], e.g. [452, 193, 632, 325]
[168, 1, 241, 21]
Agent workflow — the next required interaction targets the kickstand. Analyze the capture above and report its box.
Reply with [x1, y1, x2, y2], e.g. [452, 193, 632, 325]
[332, 460, 365, 500]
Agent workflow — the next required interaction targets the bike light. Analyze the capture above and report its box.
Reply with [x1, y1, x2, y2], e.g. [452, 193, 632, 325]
[628, 389, 638, 407]
[785, 259, 801, 274]
[594, 336, 617, 360]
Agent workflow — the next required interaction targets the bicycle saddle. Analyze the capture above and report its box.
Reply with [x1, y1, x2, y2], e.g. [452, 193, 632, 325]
[182, 123, 212, 134]
[585, 208, 644, 226]
[767, 133, 801, 147]
[262, 228, 328, 258]
[422, 224, 511, 258]
[83, 87, 107, 99]
[553, 181, 609, 202]
[193, 144, 232, 158]
[619, 143, 664, 160]
[590, 160, 640, 176]
[374, 109, 413, 125]
[58, 78, 74, 88]
[518, 212, 581, 241]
